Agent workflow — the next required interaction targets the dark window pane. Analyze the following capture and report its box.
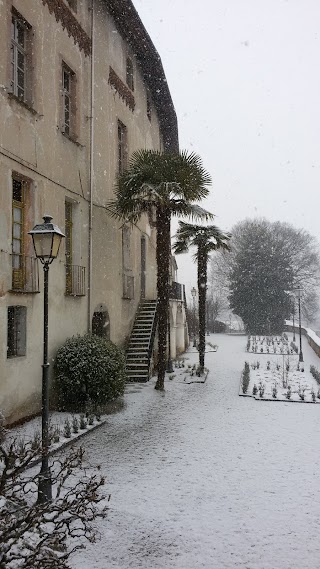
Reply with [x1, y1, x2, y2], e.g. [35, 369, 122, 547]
[17, 22, 25, 48]
[13, 179, 23, 202]
[17, 69, 25, 89]
[63, 71, 70, 92]
[7, 306, 27, 357]
[17, 50, 25, 71]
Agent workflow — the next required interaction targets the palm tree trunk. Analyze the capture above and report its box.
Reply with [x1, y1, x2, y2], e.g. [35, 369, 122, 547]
[198, 250, 208, 373]
[155, 208, 171, 390]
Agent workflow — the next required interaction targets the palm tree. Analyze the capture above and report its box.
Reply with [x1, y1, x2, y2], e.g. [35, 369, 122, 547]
[107, 149, 213, 390]
[173, 222, 231, 373]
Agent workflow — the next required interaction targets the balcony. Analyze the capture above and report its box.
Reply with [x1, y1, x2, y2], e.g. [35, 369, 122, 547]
[65, 264, 86, 296]
[10, 254, 40, 293]
[170, 281, 185, 301]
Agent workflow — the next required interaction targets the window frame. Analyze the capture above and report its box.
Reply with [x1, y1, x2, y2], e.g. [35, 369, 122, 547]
[10, 11, 32, 104]
[7, 305, 27, 358]
[65, 200, 73, 294]
[12, 177, 26, 290]
[61, 62, 77, 139]
[118, 120, 128, 174]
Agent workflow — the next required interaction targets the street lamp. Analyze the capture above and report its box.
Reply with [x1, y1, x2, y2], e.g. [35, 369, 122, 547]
[29, 216, 65, 504]
[292, 298, 296, 342]
[191, 287, 197, 348]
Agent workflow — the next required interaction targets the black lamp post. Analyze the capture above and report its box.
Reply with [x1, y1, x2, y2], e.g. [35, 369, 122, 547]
[191, 287, 197, 348]
[29, 216, 65, 504]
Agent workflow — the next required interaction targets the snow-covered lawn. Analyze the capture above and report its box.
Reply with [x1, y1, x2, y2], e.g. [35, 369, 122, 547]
[5, 333, 320, 568]
[64, 333, 320, 569]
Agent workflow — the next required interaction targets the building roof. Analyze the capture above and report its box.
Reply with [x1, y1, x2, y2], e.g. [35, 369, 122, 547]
[105, 0, 179, 152]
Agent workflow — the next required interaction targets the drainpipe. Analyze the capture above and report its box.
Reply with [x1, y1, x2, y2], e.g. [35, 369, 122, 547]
[88, 0, 94, 331]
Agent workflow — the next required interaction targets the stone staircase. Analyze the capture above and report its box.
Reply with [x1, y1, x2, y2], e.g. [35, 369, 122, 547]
[125, 299, 157, 382]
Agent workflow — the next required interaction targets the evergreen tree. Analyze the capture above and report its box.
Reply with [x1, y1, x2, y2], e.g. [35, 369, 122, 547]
[228, 219, 309, 334]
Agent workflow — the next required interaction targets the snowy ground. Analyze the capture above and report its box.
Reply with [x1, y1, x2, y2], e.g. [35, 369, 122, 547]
[63, 332, 320, 569]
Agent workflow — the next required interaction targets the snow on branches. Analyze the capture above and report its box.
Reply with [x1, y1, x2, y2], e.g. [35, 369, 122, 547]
[0, 435, 108, 568]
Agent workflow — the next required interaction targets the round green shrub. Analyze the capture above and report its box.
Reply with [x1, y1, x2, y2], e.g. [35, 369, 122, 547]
[54, 333, 126, 412]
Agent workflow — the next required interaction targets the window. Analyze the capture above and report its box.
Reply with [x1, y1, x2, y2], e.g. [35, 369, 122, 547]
[126, 57, 134, 91]
[65, 201, 73, 293]
[122, 226, 134, 299]
[7, 306, 27, 358]
[65, 200, 86, 295]
[118, 120, 128, 174]
[11, 13, 30, 101]
[11, 175, 39, 293]
[62, 64, 76, 137]
[12, 177, 25, 289]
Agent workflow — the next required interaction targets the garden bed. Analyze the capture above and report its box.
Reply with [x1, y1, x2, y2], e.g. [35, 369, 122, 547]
[247, 334, 299, 355]
[240, 357, 320, 403]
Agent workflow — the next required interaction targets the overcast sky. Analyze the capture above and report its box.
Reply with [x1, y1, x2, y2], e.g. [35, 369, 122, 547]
[133, 0, 320, 291]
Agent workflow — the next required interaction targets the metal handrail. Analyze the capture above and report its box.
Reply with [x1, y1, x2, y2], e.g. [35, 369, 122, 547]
[147, 301, 158, 370]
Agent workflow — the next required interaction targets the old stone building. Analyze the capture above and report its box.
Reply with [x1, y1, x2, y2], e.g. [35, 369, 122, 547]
[0, 0, 187, 424]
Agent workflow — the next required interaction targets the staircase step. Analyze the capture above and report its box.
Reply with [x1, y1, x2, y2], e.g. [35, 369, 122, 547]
[126, 362, 148, 371]
[125, 299, 157, 384]
[127, 352, 148, 357]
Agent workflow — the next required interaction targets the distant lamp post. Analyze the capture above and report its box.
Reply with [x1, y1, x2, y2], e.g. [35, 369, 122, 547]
[191, 287, 197, 348]
[29, 216, 65, 504]
[296, 287, 304, 362]
[292, 298, 296, 342]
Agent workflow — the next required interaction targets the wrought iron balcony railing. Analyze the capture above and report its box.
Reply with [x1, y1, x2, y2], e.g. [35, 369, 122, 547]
[11, 254, 40, 293]
[65, 264, 86, 296]
[170, 281, 185, 301]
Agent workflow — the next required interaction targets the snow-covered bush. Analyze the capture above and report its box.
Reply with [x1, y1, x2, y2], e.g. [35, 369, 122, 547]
[241, 362, 250, 393]
[258, 382, 265, 398]
[54, 333, 126, 412]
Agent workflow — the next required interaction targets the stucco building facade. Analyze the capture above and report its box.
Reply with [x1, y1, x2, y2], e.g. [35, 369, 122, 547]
[0, 0, 186, 425]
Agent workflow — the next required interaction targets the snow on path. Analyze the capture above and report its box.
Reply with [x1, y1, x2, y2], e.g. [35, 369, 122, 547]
[70, 334, 320, 569]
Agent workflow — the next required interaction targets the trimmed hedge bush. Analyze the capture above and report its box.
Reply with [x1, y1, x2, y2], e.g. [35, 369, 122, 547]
[242, 361, 250, 393]
[54, 334, 126, 412]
